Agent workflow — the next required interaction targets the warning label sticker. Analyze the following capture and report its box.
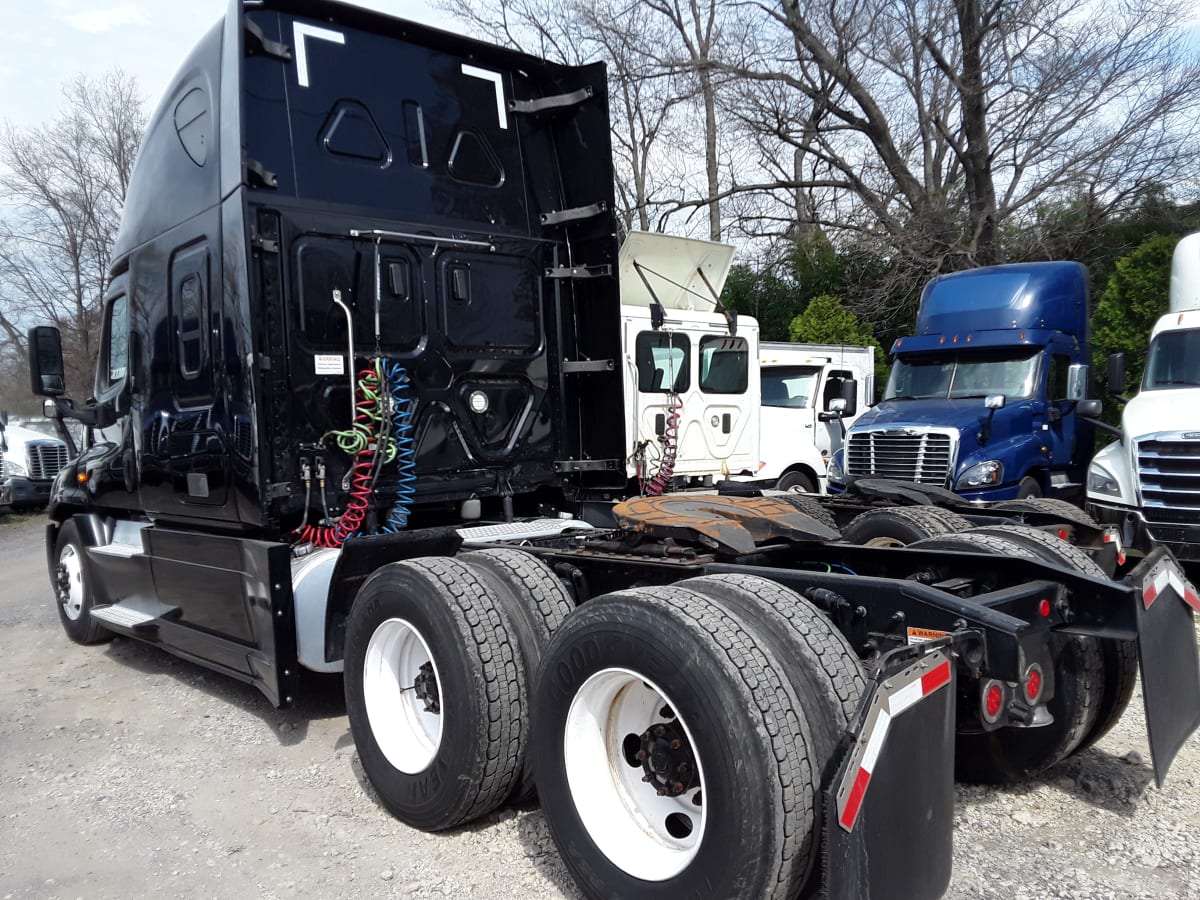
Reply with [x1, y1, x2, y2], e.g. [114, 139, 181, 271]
[314, 354, 345, 375]
[907, 626, 950, 645]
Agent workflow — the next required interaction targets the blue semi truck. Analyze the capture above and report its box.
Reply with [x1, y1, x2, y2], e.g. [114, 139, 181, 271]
[829, 262, 1094, 500]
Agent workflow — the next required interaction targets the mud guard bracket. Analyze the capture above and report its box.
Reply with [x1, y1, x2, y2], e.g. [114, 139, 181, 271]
[824, 644, 956, 900]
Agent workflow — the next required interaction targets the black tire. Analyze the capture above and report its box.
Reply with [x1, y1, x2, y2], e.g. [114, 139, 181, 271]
[343, 557, 525, 831]
[967, 524, 1137, 751]
[993, 496, 1099, 528]
[841, 505, 972, 547]
[1016, 476, 1042, 498]
[679, 574, 865, 766]
[533, 585, 818, 900]
[774, 492, 840, 532]
[910, 529, 1104, 784]
[52, 520, 112, 645]
[458, 547, 573, 800]
[777, 469, 817, 493]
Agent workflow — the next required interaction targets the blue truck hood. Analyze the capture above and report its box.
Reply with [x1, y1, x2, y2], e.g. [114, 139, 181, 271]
[852, 397, 1041, 472]
[853, 398, 1000, 432]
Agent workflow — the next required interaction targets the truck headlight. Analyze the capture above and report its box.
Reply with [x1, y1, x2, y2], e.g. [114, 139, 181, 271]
[957, 459, 1003, 488]
[1087, 463, 1122, 498]
[828, 449, 845, 483]
[3, 459, 26, 477]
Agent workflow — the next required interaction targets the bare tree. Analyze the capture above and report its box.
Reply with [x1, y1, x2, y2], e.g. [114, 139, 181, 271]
[0, 70, 144, 399]
[714, 0, 1200, 320]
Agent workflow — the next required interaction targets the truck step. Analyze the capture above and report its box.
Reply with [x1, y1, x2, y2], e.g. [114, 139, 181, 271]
[457, 518, 594, 544]
[90, 601, 178, 633]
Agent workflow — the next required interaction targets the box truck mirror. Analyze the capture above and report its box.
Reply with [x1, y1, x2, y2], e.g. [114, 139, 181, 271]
[984, 394, 1006, 410]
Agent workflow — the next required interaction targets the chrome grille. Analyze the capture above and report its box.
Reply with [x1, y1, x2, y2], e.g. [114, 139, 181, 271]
[26, 441, 69, 481]
[1137, 436, 1200, 524]
[846, 430, 954, 485]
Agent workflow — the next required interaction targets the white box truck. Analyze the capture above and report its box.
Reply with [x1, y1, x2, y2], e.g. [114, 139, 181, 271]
[758, 342, 874, 492]
[1086, 231, 1200, 561]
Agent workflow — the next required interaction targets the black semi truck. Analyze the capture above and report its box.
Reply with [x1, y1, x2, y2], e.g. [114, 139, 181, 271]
[26, 2, 1200, 898]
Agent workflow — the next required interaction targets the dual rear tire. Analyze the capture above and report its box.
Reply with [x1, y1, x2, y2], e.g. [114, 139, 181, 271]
[344, 556, 863, 897]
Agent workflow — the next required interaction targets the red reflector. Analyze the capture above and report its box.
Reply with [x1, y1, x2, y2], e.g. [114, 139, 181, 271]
[1038, 599, 1051, 618]
[921, 661, 952, 695]
[839, 767, 871, 830]
[985, 684, 1003, 718]
[1025, 668, 1042, 702]
[1058, 529, 1068, 540]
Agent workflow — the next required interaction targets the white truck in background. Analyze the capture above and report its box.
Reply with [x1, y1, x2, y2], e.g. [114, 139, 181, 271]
[618, 232, 874, 494]
[758, 343, 875, 492]
[618, 234, 761, 489]
[0, 416, 71, 510]
[1086, 231, 1200, 562]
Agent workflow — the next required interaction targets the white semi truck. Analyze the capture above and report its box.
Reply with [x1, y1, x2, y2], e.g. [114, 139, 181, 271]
[618, 233, 873, 494]
[1086, 232, 1200, 561]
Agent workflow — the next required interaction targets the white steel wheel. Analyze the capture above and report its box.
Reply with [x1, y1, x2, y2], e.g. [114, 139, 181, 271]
[564, 667, 707, 881]
[362, 618, 444, 774]
[57, 543, 85, 621]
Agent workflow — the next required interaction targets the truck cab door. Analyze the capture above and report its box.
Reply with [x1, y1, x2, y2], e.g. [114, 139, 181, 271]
[1044, 351, 1076, 469]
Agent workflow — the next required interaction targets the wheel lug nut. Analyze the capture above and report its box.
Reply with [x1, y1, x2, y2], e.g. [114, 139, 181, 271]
[654, 726, 666, 737]
[672, 782, 684, 793]
[642, 775, 654, 783]
[635, 750, 646, 762]
[670, 739, 681, 750]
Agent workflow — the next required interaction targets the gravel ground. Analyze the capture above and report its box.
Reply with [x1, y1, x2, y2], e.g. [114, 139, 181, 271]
[1, 512, 1198, 899]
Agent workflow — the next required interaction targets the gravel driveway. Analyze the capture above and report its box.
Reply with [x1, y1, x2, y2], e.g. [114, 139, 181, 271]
[1, 513, 1198, 899]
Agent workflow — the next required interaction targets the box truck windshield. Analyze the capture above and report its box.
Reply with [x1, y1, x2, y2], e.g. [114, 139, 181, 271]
[884, 349, 1040, 400]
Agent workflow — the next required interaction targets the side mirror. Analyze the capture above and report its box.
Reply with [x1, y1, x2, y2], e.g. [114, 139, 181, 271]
[1107, 353, 1126, 398]
[42, 398, 62, 420]
[1066, 364, 1088, 401]
[984, 394, 1007, 410]
[824, 377, 858, 417]
[1078, 399, 1102, 418]
[28, 326, 66, 397]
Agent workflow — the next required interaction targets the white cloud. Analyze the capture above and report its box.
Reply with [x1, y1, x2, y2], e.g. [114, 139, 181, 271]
[59, 4, 149, 35]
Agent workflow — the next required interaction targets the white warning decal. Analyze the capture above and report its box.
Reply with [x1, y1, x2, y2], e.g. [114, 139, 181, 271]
[314, 354, 345, 375]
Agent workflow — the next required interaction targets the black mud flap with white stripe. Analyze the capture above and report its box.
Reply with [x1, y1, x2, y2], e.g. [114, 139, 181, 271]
[823, 646, 956, 900]
[1129, 549, 1200, 787]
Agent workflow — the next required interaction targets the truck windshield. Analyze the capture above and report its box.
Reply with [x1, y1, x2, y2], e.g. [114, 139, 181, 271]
[1143, 329, 1200, 390]
[885, 349, 1039, 400]
[761, 366, 821, 408]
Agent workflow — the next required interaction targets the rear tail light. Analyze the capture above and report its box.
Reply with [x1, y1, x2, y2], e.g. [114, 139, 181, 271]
[1022, 663, 1043, 704]
[981, 679, 1005, 724]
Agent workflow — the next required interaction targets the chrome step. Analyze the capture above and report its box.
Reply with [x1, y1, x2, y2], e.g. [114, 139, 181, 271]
[90, 600, 178, 633]
[457, 518, 594, 544]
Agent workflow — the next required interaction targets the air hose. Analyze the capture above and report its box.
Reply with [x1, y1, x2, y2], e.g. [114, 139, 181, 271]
[296, 363, 394, 548]
[380, 361, 417, 532]
[644, 393, 682, 496]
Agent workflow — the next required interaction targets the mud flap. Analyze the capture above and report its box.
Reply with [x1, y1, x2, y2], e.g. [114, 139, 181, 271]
[824, 646, 956, 900]
[1131, 551, 1200, 787]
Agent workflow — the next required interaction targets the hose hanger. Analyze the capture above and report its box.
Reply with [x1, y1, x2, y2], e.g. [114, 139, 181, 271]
[331, 289, 356, 425]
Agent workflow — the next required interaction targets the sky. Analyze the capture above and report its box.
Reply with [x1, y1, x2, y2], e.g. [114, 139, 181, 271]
[0, 0, 454, 128]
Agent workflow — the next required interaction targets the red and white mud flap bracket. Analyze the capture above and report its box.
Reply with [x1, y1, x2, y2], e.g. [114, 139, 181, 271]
[1131, 549, 1200, 787]
[824, 644, 956, 900]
